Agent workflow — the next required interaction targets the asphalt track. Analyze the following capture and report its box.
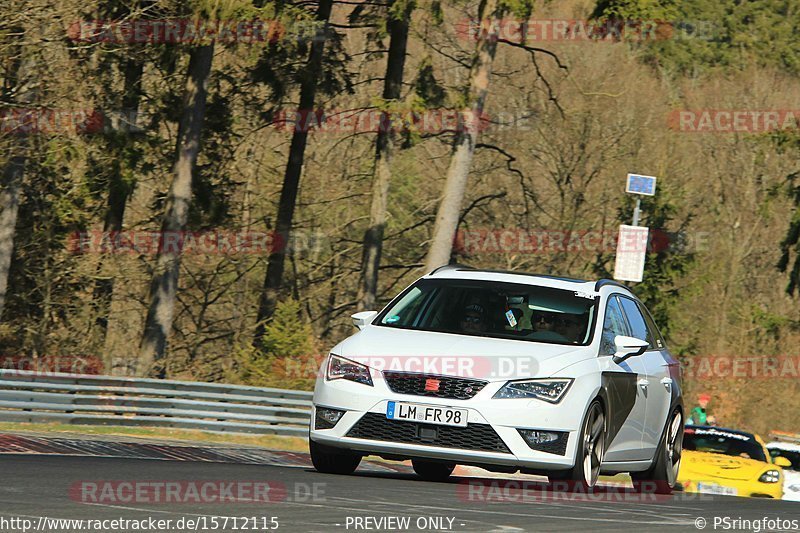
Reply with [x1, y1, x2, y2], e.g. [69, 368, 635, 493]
[2, 440, 799, 532]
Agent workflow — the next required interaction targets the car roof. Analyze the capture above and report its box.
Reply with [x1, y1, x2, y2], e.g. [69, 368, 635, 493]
[767, 442, 800, 452]
[425, 264, 634, 296]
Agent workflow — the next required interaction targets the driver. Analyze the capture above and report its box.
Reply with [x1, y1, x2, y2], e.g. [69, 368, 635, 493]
[553, 314, 583, 343]
[460, 303, 487, 333]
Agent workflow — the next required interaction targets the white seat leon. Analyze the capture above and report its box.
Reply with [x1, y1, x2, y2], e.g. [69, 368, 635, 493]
[310, 265, 684, 490]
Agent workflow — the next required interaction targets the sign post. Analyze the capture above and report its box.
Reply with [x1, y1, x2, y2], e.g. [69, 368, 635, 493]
[614, 174, 658, 283]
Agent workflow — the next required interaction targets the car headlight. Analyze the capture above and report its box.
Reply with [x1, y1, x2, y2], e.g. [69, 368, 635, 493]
[758, 470, 781, 484]
[326, 354, 373, 386]
[493, 378, 573, 403]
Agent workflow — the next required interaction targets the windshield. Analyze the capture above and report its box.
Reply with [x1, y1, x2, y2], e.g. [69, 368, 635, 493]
[376, 279, 597, 345]
[769, 448, 800, 471]
[683, 427, 767, 462]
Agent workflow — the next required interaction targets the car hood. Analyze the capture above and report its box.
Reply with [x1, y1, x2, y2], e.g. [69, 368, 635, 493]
[331, 325, 592, 381]
[680, 450, 774, 482]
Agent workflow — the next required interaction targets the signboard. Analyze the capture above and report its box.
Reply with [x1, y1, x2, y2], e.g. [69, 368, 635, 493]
[626, 173, 657, 196]
[613, 225, 649, 283]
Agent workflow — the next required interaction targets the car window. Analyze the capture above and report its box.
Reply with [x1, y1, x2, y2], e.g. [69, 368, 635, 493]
[769, 448, 800, 471]
[600, 296, 629, 356]
[377, 279, 597, 345]
[684, 427, 768, 462]
[637, 301, 666, 349]
[618, 296, 652, 349]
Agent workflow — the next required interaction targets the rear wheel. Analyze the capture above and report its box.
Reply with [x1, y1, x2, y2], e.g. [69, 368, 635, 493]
[549, 400, 605, 488]
[412, 459, 455, 481]
[632, 408, 683, 494]
[310, 440, 361, 475]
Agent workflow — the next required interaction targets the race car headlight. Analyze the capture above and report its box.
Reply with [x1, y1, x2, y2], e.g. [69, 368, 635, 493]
[326, 354, 373, 386]
[758, 470, 781, 484]
[493, 378, 573, 403]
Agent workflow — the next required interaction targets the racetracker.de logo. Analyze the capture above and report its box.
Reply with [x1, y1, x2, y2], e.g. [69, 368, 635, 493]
[70, 481, 300, 504]
[66, 19, 320, 44]
[668, 109, 800, 133]
[0, 354, 103, 377]
[271, 108, 491, 134]
[454, 18, 711, 43]
[453, 228, 708, 255]
[682, 355, 800, 379]
[457, 479, 710, 503]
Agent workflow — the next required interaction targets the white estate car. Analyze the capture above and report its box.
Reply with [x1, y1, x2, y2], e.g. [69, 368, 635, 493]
[767, 441, 800, 501]
[310, 266, 684, 489]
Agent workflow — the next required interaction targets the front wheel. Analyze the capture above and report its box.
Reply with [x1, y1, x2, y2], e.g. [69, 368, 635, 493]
[550, 400, 605, 488]
[632, 408, 683, 494]
[412, 459, 455, 481]
[310, 440, 361, 475]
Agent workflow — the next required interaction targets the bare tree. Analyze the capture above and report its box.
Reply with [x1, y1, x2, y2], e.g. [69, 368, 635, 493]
[357, 0, 414, 310]
[423, 0, 504, 271]
[0, 26, 32, 320]
[254, 0, 335, 344]
[138, 44, 214, 377]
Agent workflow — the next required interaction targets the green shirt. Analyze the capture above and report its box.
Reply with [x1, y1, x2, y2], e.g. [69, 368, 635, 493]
[689, 406, 707, 425]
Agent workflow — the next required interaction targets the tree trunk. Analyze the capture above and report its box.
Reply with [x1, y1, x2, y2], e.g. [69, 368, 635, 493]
[0, 29, 31, 321]
[357, 0, 413, 311]
[94, 57, 144, 338]
[423, 0, 502, 272]
[254, 0, 334, 345]
[138, 44, 214, 377]
[0, 154, 24, 320]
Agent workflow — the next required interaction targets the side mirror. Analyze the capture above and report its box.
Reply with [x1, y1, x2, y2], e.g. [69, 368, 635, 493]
[773, 456, 792, 468]
[612, 335, 649, 364]
[351, 310, 378, 330]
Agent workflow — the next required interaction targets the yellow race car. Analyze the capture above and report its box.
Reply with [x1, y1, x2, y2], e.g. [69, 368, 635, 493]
[678, 425, 787, 498]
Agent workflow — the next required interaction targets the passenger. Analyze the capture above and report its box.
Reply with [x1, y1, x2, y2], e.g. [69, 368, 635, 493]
[532, 311, 568, 342]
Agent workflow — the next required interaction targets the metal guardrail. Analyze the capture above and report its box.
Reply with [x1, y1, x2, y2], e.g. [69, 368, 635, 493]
[0, 370, 312, 437]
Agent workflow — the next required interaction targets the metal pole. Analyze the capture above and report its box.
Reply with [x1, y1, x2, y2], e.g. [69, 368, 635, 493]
[632, 197, 641, 226]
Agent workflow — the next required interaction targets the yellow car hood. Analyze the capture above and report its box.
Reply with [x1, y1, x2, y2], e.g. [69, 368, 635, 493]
[680, 450, 771, 482]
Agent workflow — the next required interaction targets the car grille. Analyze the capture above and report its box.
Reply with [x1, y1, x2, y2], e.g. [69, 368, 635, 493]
[346, 412, 511, 454]
[382, 372, 487, 400]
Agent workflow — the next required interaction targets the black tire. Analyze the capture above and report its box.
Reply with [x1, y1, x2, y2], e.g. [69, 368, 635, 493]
[309, 439, 361, 475]
[550, 400, 605, 488]
[412, 459, 455, 481]
[631, 407, 683, 495]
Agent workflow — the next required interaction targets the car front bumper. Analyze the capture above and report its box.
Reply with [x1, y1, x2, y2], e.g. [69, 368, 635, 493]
[310, 375, 594, 472]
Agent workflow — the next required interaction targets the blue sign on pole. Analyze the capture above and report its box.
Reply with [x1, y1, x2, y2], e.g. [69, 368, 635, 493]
[626, 173, 657, 196]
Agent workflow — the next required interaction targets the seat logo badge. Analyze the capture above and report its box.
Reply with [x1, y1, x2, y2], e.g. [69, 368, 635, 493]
[424, 379, 441, 392]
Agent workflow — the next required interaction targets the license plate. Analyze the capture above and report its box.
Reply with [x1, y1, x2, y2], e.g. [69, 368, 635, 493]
[386, 401, 468, 427]
[696, 482, 738, 496]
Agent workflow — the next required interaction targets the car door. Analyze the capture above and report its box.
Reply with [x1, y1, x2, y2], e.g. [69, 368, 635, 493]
[618, 296, 672, 458]
[600, 295, 649, 462]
